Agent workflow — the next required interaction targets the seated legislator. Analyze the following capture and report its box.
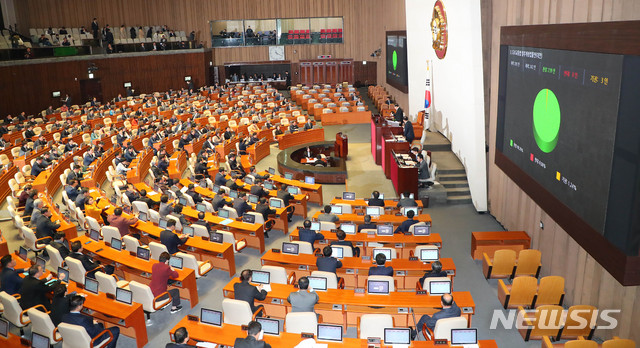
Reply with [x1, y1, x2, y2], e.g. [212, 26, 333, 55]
[107, 207, 139, 238]
[397, 191, 418, 208]
[214, 167, 227, 186]
[368, 253, 394, 276]
[136, 190, 156, 209]
[414, 294, 461, 340]
[160, 220, 189, 254]
[330, 229, 360, 257]
[368, 191, 385, 207]
[50, 232, 70, 259]
[0, 254, 24, 295]
[317, 205, 339, 223]
[234, 320, 271, 348]
[316, 246, 342, 274]
[212, 189, 232, 212]
[85, 197, 109, 225]
[19, 265, 53, 311]
[166, 327, 197, 348]
[287, 276, 319, 314]
[233, 192, 252, 217]
[394, 209, 419, 234]
[63, 295, 120, 348]
[50, 282, 73, 327]
[151, 252, 183, 313]
[418, 260, 448, 286]
[159, 194, 174, 217]
[358, 215, 376, 232]
[298, 220, 325, 247]
[193, 212, 214, 233]
[69, 240, 108, 278]
[35, 207, 60, 241]
[234, 269, 268, 316]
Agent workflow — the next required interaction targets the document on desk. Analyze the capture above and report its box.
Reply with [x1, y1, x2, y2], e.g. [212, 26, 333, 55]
[219, 218, 234, 225]
[195, 343, 217, 348]
[148, 191, 157, 195]
[262, 283, 272, 292]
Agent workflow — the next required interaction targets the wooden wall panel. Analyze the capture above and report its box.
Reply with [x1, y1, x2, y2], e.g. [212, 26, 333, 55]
[485, 0, 640, 342]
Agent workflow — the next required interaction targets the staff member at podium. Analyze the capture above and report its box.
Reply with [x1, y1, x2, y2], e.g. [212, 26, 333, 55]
[403, 116, 414, 144]
[393, 104, 404, 123]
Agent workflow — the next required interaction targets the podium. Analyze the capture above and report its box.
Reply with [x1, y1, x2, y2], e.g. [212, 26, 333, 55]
[335, 132, 348, 158]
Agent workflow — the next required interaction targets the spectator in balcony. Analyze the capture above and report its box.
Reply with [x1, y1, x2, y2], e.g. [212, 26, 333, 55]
[130, 27, 136, 39]
[139, 42, 147, 51]
[80, 26, 87, 34]
[62, 37, 71, 46]
[59, 27, 68, 35]
[119, 25, 126, 39]
[24, 48, 33, 59]
[178, 41, 187, 49]
[106, 43, 114, 53]
[189, 31, 196, 41]
[91, 18, 99, 38]
[47, 27, 56, 35]
[146, 27, 152, 38]
[197, 41, 204, 49]
[104, 28, 114, 45]
[245, 26, 254, 38]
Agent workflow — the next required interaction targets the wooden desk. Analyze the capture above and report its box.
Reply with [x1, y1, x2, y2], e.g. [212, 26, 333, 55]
[74, 235, 199, 307]
[248, 140, 270, 164]
[278, 128, 325, 150]
[260, 171, 323, 206]
[391, 150, 418, 197]
[382, 135, 410, 179]
[311, 211, 432, 227]
[0, 332, 30, 347]
[320, 110, 372, 125]
[329, 198, 423, 212]
[0, 233, 9, 257]
[216, 138, 238, 158]
[38, 193, 78, 239]
[223, 278, 475, 328]
[66, 281, 148, 348]
[261, 250, 455, 290]
[471, 231, 531, 260]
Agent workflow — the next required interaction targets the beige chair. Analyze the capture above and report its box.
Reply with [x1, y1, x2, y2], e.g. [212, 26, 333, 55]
[45, 245, 65, 271]
[408, 221, 427, 235]
[192, 224, 209, 238]
[310, 270, 344, 289]
[101, 226, 121, 244]
[498, 276, 538, 309]
[22, 226, 49, 257]
[367, 275, 395, 292]
[318, 221, 336, 231]
[413, 244, 438, 260]
[65, 257, 90, 284]
[129, 280, 172, 320]
[123, 235, 142, 252]
[0, 291, 31, 335]
[95, 271, 129, 296]
[371, 247, 397, 259]
[482, 249, 516, 279]
[285, 312, 318, 334]
[149, 242, 168, 260]
[260, 265, 294, 285]
[358, 314, 393, 339]
[220, 231, 247, 253]
[222, 298, 264, 326]
[422, 276, 451, 293]
[175, 252, 213, 278]
[288, 241, 315, 255]
[330, 245, 353, 258]
[57, 322, 114, 348]
[542, 338, 597, 348]
[132, 201, 149, 215]
[27, 307, 63, 344]
[424, 316, 467, 341]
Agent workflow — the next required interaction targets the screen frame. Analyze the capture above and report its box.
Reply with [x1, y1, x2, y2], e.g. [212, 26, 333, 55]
[115, 288, 133, 305]
[385, 30, 409, 93]
[316, 323, 343, 342]
[200, 308, 223, 326]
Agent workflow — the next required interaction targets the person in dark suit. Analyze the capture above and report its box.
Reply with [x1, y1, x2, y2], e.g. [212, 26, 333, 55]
[211, 189, 231, 212]
[185, 184, 203, 204]
[250, 180, 268, 198]
[160, 220, 188, 254]
[255, 197, 275, 222]
[317, 205, 339, 223]
[233, 192, 252, 217]
[393, 104, 404, 123]
[368, 191, 385, 207]
[298, 220, 324, 247]
[395, 209, 419, 234]
[214, 168, 227, 186]
[193, 212, 213, 233]
[66, 167, 82, 185]
[75, 188, 90, 210]
[418, 260, 448, 286]
[276, 184, 295, 221]
[135, 189, 155, 209]
[166, 327, 197, 347]
[31, 157, 47, 177]
[316, 246, 342, 274]
[249, 166, 269, 181]
[368, 253, 394, 276]
[358, 215, 377, 232]
[225, 173, 240, 190]
[50, 233, 70, 259]
[0, 255, 24, 295]
[234, 321, 271, 348]
[330, 229, 360, 257]
[19, 265, 53, 310]
[417, 154, 431, 184]
[414, 294, 461, 339]
[233, 270, 268, 315]
[396, 191, 418, 208]
[403, 116, 415, 144]
[35, 207, 60, 241]
[65, 180, 81, 201]
[150, 252, 183, 313]
[69, 241, 102, 278]
[50, 282, 73, 326]
[63, 295, 120, 348]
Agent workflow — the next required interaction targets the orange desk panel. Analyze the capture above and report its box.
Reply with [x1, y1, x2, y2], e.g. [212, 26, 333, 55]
[471, 231, 531, 260]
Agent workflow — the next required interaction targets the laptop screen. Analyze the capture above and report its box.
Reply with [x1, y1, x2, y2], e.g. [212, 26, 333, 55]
[284, 173, 293, 180]
[138, 211, 148, 222]
[0, 318, 9, 339]
[429, 280, 452, 295]
[212, 184, 220, 192]
[420, 248, 439, 262]
[384, 328, 410, 345]
[218, 208, 229, 218]
[35, 256, 46, 268]
[342, 192, 355, 201]
[169, 256, 183, 269]
[18, 246, 28, 261]
[178, 197, 187, 206]
[307, 276, 328, 291]
[57, 267, 69, 283]
[201, 309, 222, 326]
[229, 190, 239, 198]
[451, 329, 477, 344]
[373, 248, 392, 260]
[31, 332, 49, 348]
[281, 242, 299, 255]
[413, 225, 430, 236]
[251, 270, 270, 284]
[244, 176, 254, 185]
[368, 280, 390, 294]
[366, 207, 381, 216]
[269, 198, 282, 208]
[256, 317, 279, 335]
[341, 223, 356, 234]
[89, 229, 101, 241]
[287, 186, 299, 195]
[115, 288, 133, 305]
[317, 324, 342, 342]
[159, 218, 168, 229]
[196, 203, 207, 212]
[304, 176, 315, 185]
[310, 221, 320, 231]
[330, 205, 342, 215]
[268, 167, 275, 175]
[110, 238, 122, 251]
[182, 225, 194, 237]
[85, 278, 99, 294]
[264, 182, 275, 190]
[209, 232, 223, 243]
[248, 194, 259, 204]
[242, 214, 255, 224]
[137, 246, 150, 261]
[404, 207, 419, 217]
[331, 246, 344, 259]
[376, 225, 393, 236]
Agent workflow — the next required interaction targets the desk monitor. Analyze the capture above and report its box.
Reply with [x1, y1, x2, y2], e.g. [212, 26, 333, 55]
[35, 256, 46, 268]
[195, 203, 207, 213]
[384, 328, 411, 345]
[341, 222, 356, 235]
[169, 256, 183, 269]
[31, 332, 49, 348]
[57, 267, 69, 283]
[89, 229, 101, 241]
[372, 248, 392, 260]
[367, 280, 390, 294]
[376, 225, 393, 236]
[413, 225, 430, 236]
[0, 318, 8, 339]
[284, 173, 293, 180]
[84, 278, 99, 294]
[242, 213, 255, 224]
[108, 238, 122, 253]
[307, 276, 328, 291]
[136, 246, 150, 261]
[269, 198, 282, 208]
[251, 270, 270, 284]
[138, 211, 148, 222]
[123, 82, 132, 88]
[248, 194, 259, 204]
[200, 309, 222, 326]
[209, 231, 223, 243]
[366, 207, 381, 216]
[159, 218, 168, 229]
[304, 176, 315, 185]
[404, 207, 419, 217]
[229, 190, 239, 198]
[268, 167, 276, 175]
[52, 91, 61, 98]
[331, 246, 344, 259]
[18, 246, 28, 261]
[182, 225, 194, 237]
[429, 280, 452, 295]
[310, 221, 320, 231]
[420, 248, 439, 262]
[330, 205, 343, 215]
[178, 197, 188, 206]
[212, 184, 220, 192]
[317, 324, 343, 342]
[115, 288, 133, 305]
[218, 208, 229, 218]
[451, 328, 477, 345]
[256, 317, 279, 336]
[281, 242, 299, 255]
[244, 176, 254, 185]
[287, 186, 299, 195]
[342, 192, 356, 201]
[264, 182, 275, 190]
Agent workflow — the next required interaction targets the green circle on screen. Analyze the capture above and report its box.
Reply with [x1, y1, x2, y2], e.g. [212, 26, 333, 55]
[392, 50, 398, 70]
[533, 88, 561, 153]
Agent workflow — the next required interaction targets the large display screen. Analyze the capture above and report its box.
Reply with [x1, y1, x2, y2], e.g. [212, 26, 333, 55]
[386, 31, 408, 93]
[497, 46, 623, 234]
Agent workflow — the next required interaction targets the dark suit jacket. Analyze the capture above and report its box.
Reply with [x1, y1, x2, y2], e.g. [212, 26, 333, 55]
[51, 240, 70, 259]
[211, 195, 229, 212]
[233, 198, 251, 217]
[255, 203, 275, 221]
[233, 281, 267, 313]
[394, 219, 419, 234]
[418, 270, 448, 286]
[403, 121, 415, 142]
[35, 215, 60, 239]
[298, 229, 324, 247]
[194, 219, 213, 232]
[394, 107, 404, 123]
[214, 173, 227, 186]
[276, 190, 293, 206]
[166, 343, 197, 348]
[368, 265, 394, 276]
[423, 302, 461, 331]
[51, 294, 72, 326]
[69, 252, 99, 273]
[330, 240, 358, 256]
[316, 256, 342, 274]
[0, 267, 24, 295]
[396, 198, 418, 208]
[19, 275, 51, 310]
[250, 185, 267, 198]
[358, 223, 377, 232]
[65, 171, 80, 185]
[160, 229, 187, 254]
[367, 198, 385, 207]
[418, 159, 430, 180]
[135, 196, 155, 209]
[225, 179, 240, 190]
[62, 312, 104, 338]
[233, 336, 271, 348]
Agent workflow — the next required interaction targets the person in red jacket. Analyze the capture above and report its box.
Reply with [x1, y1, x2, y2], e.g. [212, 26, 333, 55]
[150, 252, 182, 313]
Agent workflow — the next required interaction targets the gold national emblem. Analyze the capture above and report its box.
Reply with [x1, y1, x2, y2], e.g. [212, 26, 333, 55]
[431, 0, 448, 59]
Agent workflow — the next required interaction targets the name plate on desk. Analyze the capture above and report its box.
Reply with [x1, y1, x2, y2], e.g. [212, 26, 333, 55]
[301, 333, 315, 339]
[186, 246, 195, 251]
[462, 307, 473, 313]
[367, 230, 375, 236]
[434, 339, 448, 345]
[409, 257, 418, 261]
[271, 298, 282, 304]
[298, 265, 308, 271]
[318, 240, 328, 245]
[397, 307, 408, 313]
[362, 256, 371, 261]
[354, 288, 365, 295]
[332, 304, 341, 310]
[395, 271, 406, 276]
[394, 243, 403, 248]
[249, 232, 256, 236]
[272, 248, 281, 253]
[217, 253, 224, 258]
[346, 269, 355, 274]
[356, 242, 364, 247]
[446, 270, 454, 275]
[416, 290, 427, 295]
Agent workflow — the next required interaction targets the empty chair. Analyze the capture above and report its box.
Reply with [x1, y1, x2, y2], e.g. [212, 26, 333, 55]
[285, 312, 318, 334]
[128, 280, 172, 320]
[514, 249, 542, 278]
[95, 271, 129, 296]
[0, 291, 31, 335]
[310, 271, 343, 289]
[534, 276, 565, 307]
[408, 221, 427, 234]
[101, 226, 121, 244]
[123, 235, 142, 252]
[358, 314, 394, 339]
[288, 241, 314, 254]
[518, 305, 563, 341]
[424, 316, 467, 341]
[57, 322, 115, 348]
[318, 221, 336, 231]
[220, 231, 247, 253]
[260, 265, 293, 285]
[482, 249, 516, 279]
[222, 298, 263, 326]
[175, 252, 213, 278]
[498, 275, 538, 309]
[148, 209, 160, 224]
[332, 203, 352, 214]
[561, 305, 598, 340]
[27, 307, 63, 344]
[45, 245, 65, 271]
[603, 338, 636, 348]
[367, 275, 395, 292]
[149, 242, 168, 260]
